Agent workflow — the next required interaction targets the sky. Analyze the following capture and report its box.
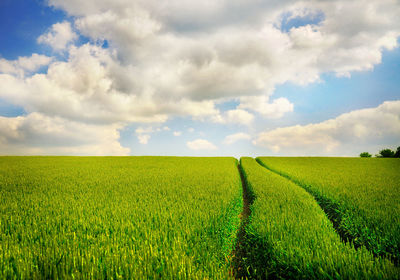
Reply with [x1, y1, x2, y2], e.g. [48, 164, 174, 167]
[0, 0, 399, 157]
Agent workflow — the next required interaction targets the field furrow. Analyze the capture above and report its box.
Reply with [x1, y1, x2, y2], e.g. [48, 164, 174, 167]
[239, 157, 398, 279]
[256, 157, 400, 265]
[231, 164, 255, 279]
[2, 156, 399, 279]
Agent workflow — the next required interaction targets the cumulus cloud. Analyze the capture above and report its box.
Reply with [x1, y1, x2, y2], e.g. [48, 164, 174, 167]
[0, 43, 225, 124]
[135, 127, 154, 134]
[5, 0, 400, 124]
[75, 7, 161, 52]
[223, 132, 251, 145]
[40, 0, 400, 123]
[135, 126, 170, 134]
[0, 54, 52, 77]
[187, 139, 217, 150]
[1, 0, 400, 154]
[0, 113, 129, 155]
[173, 131, 182, 136]
[137, 134, 150, 144]
[254, 100, 400, 155]
[37, 21, 78, 51]
[213, 109, 255, 126]
[239, 96, 294, 118]
[135, 125, 170, 144]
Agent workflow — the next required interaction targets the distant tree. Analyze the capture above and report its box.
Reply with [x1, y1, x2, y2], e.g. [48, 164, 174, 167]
[378, 149, 395, 158]
[394, 146, 400, 158]
[359, 152, 372, 158]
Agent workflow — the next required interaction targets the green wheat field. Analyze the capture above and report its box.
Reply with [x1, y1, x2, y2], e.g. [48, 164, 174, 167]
[1, 157, 399, 279]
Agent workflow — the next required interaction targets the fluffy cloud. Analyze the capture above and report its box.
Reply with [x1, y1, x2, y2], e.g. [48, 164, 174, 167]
[223, 133, 251, 145]
[254, 100, 400, 155]
[0, 54, 52, 77]
[137, 134, 150, 144]
[0, 113, 129, 155]
[173, 131, 182, 136]
[0, 42, 227, 124]
[239, 96, 294, 119]
[39, 0, 400, 122]
[5, 1, 400, 124]
[1, 0, 400, 154]
[37, 21, 78, 51]
[212, 109, 255, 126]
[75, 7, 161, 52]
[135, 125, 170, 144]
[187, 139, 217, 150]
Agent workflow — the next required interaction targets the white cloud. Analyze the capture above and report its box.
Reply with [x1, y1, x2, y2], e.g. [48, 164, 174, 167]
[0, 43, 223, 124]
[213, 109, 255, 126]
[135, 127, 154, 134]
[135, 125, 170, 134]
[135, 125, 171, 144]
[40, 0, 400, 121]
[137, 134, 150, 144]
[4, 0, 400, 125]
[135, 126, 153, 144]
[0, 113, 129, 155]
[254, 100, 400, 155]
[1, 0, 400, 155]
[223, 132, 251, 145]
[173, 131, 182, 136]
[0, 54, 52, 77]
[37, 21, 78, 51]
[75, 8, 161, 52]
[239, 96, 294, 119]
[187, 139, 217, 150]
[225, 109, 255, 125]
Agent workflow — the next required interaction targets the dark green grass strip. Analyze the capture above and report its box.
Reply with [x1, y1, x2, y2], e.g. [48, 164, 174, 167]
[255, 158, 398, 266]
[231, 164, 255, 279]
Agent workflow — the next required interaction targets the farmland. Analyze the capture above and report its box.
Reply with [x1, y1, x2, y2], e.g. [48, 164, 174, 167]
[257, 157, 400, 264]
[240, 157, 398, 279]
[0, 157, 242, 279]
[0, 156, 399, 279]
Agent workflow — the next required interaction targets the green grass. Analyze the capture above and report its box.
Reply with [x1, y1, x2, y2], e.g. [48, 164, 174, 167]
[256, 157, 400, 264]
[2, 156, 399, 279]
[240, 157, 398, 279]
[0, 156, 242, 279]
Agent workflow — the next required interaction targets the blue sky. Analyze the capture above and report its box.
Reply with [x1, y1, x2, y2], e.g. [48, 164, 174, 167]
[0, 0, 66, 59]
[0, 0, 399, 156]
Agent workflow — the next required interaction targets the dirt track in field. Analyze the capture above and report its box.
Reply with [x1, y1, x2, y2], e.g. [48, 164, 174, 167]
[231, 164, 253, 279]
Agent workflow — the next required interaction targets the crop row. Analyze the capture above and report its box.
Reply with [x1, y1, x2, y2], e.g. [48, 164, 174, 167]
[256, 157, 400, 264]
[240, 157, 398, 279]
[1, 156, 398, 279]
[0, 157, 242, 279]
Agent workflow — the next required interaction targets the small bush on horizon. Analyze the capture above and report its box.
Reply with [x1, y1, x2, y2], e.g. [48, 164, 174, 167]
[377, 148, 395, 158]
[394, 146, 400, 158]
[360, 152, 372, 157]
